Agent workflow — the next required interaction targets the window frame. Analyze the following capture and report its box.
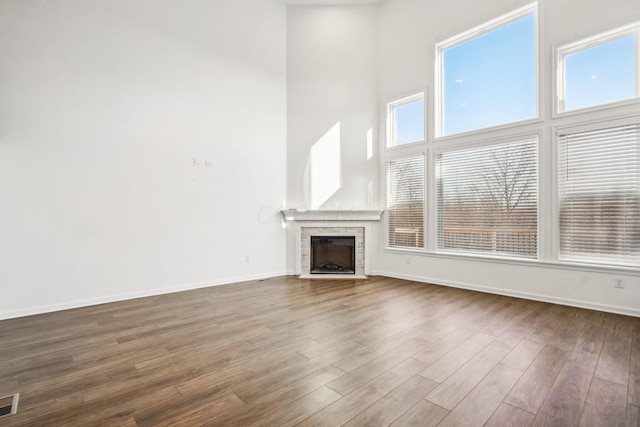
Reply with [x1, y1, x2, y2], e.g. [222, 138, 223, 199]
[386, 91, 426, 150]
[381, 6, 640, 275]
[434, 2, 539, 139]
[554, 22, 640, 117]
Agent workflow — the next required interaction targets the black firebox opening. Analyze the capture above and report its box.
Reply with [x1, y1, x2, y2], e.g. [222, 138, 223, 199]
[310, 236, 356, 274]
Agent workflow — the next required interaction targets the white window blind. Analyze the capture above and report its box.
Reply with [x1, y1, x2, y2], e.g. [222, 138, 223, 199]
[558, 122, 640, 267]
[387, 156, 425, 249]
[436, 137, 538, 258]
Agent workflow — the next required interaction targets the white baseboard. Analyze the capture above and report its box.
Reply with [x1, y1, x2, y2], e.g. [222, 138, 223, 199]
[0, 270, 287, 320]
[372, 270, 640, 318]
[4, 269, 638, 320]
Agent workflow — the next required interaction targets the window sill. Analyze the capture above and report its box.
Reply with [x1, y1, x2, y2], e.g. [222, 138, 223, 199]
[383, 247, 640, 276]
[552, 97, 640, 120]
[433, 117, 543, 144]
[385, 140, 426, 152]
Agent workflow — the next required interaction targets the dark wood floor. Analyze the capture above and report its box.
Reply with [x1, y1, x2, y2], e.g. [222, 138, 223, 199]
[1, 276, 639, 426]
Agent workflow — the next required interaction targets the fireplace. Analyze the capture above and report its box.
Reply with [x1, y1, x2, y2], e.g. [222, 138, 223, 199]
[299, 226, 365, 278]
[310, 236, 356, 274]
[282, 209, 383, 279]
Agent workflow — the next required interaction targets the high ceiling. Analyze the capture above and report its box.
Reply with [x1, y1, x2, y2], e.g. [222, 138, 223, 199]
[281, 0, 385, 5]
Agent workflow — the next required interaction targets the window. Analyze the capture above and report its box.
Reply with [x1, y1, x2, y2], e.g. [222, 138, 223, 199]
[557, 23, 639, 113]
[558, 121, 640, 267]
[387, 92, 425, 147]
[436, 137, 538, 258]
[383, 5, 637, 272]
[436, 3, 537, 136]
[387, 155, 425, 249]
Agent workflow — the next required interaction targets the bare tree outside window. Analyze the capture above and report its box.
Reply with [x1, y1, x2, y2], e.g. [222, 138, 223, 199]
[437, 138, 538, 257]
[387, 156, 425, 249]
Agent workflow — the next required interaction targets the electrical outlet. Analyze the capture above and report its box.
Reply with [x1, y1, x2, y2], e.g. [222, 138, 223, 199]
[614, 278, 624, 289]
[245, 256, 251, 263]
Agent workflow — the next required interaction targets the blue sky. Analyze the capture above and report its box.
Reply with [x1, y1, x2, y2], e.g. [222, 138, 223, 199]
[395, 98, 424, 144]
[564, 35, 636, 111]
[392, 14, 637, 139]
[443, 14, 537, 135]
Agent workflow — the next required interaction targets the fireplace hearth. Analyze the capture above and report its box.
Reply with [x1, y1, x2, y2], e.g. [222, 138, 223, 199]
[310, 236, 355, 274]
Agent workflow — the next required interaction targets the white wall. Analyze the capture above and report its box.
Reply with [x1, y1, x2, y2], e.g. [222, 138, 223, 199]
[374, 0, 640, 316]
[0, 0, 288, 319]
[3, 0, 638, 320]
[286, 5, 379, 210]
[285, 5, 380, 272]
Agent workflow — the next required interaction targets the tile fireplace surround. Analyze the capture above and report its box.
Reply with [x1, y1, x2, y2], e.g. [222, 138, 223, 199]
[282, 210, 383, 279]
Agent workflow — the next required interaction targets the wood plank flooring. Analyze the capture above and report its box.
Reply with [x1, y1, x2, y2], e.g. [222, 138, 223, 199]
[1, 275, 639, 426]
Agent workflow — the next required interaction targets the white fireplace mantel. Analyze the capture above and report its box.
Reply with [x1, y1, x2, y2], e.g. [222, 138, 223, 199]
[282, 209, 383, 279]
[281, 209, 383, 222]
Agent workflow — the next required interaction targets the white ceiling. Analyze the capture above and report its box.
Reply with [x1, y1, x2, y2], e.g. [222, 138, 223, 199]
[281, 0, 385, 5]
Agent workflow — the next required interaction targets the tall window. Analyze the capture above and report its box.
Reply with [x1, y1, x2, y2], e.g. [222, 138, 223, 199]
[557, 23, 639, 113]
[384, 4, 638, 274]
[387, 92, 425, 148]
[387, 156, 425, 249]
[436, 3, 537, 136]
[436, 137, 538, 258]
[558, 121, 640, 267]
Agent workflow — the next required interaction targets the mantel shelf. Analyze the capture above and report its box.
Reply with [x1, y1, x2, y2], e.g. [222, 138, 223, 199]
[281, 209, 383, 222]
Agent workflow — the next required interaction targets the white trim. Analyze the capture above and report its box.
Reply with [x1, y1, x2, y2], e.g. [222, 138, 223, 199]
[537, 0, 546, 125]
[373, 270, 640, 318]
[431, 130, 542, 155]
[553, 98, 640, 120]
[434, 2, 538, 138]
[554, 21, 640, 116]
[436, 2, 538, 50]
[381, 247, 640, 276]
[557, 20, 640, 56]
[433, 118, 544, 145]
[384, 149, 427, 161]
[4, 270, 638, 322]
[386, 90, 426, 149]
[0, 271, 287, 321]
[281, 209, 383, 222]
[540, 126, 556, 263]
[553, 113, 640, 135]
[434, 38, 444, 138]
